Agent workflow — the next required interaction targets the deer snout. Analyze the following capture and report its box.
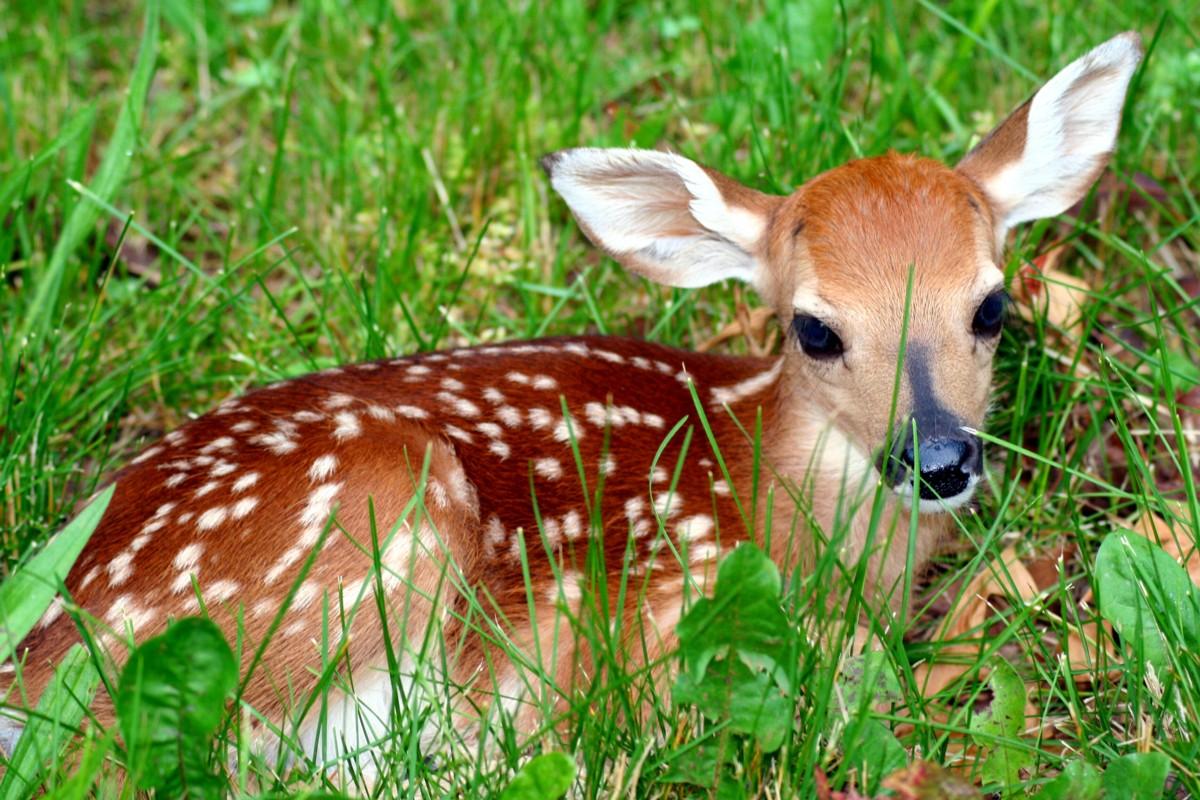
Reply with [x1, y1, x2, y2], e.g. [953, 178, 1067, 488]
[877, 424, 983, 508]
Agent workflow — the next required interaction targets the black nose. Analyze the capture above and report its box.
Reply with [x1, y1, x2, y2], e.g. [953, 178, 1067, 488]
[879, 427, 983, 500]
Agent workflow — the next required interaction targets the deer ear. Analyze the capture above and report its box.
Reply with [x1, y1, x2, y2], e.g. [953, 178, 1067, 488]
[542, 148, 781, 289]
[958, 32, 1142, 238]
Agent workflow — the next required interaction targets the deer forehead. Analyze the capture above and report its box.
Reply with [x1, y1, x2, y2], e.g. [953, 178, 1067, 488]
[772, 154, 998, 312]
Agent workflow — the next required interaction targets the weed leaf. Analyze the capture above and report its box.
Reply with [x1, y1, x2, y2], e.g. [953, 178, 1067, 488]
[674, 543, 790, 684]
[115, 617, 237, 798]
[675, 655, 791, 752]
[970, 660, 1033, 791]
[1101, 752, 1170, 800]
[1096, 530, 1200, 670]
[0, 485, 113, 663]
[498, 752, 576, 800]
[1036, 759, 1102, 799]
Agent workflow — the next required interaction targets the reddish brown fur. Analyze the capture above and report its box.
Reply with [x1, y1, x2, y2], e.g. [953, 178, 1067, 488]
[14, 338, 775, 734]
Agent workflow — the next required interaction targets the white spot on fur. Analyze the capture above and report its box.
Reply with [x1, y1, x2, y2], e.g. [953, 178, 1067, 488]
[406, 364, 431, 376]
[396, 404, 429, 420]
[333, 411, 362, 440]
[477, 422, 503, 438]
[534, 458, 563, 480]
[80, 566, 99, 590]
[293, 581, 320, 611]
[444, 424, 474, 444]
[194, 481, 219, 498]
[231, 420, 257, 432]
[131, 445, 163, 465]
[553, 412, 582, 443]
[201, 437, 235, 454]
[104, 595, 154, 634]
[37, 596, 65, 628]
[532, 375, 558, 391]
[165, 472, 187, 488]
[252, 431, 298, 455]
[497, 405, 522, 427]
[594, 349, 625, 364]
[710, 360, 784, 405]
[309, 454, 338, 482]
[653, 492, 683, 518]
[437, 392, 481, 418]
[233, 472, 259, 493]
[563, 510, 583, 540]
[441, 377, 466, 392]
[528, 408, 552, 430]
[489, 440, 511, 460]
[506, 371, 531, 385]
[141, 518, 167, 535]
[107, 552, 134, 586]
[210, 460, 237, 478]
[174, 543, 204, 571]
[676, 514, 714, 542]
[323, 393, 355, 409]
[232, 497, 259, 519]
[367, 404, 395, 422]
[299, 483, 342, 536]
[197, 506, 229, 531]
[483, 387, 506, 404]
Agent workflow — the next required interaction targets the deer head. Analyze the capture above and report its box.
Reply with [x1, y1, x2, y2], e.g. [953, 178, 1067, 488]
[543, 32, 1141, 512]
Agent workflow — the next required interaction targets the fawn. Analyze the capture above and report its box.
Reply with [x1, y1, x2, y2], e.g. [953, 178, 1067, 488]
[3, 33, 1141, 762]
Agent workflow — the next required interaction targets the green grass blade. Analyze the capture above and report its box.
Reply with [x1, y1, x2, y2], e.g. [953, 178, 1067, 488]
[19, 0, 160, 345]
[0, 485, 113, 663]
[0, 645, 102, 800]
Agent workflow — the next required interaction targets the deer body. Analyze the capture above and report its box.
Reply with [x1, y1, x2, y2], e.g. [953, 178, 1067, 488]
[4, 33, 1141, 763]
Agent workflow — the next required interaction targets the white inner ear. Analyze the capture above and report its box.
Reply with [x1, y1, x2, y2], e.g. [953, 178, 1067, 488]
[986, 33, 1140, 229]
[547, 148, 768, 289]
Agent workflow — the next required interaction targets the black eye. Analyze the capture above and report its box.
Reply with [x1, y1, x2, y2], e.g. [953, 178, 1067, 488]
[972, 291, 1008, 338]
[792, 314, 844, 359]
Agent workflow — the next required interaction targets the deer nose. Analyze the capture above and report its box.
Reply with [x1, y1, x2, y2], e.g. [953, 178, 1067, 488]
[878, 427, 983, 501]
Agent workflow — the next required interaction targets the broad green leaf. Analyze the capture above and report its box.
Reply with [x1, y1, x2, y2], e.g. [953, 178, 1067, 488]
[20, 0, 160, 343]
[498, 752, 576, 800]
[1096, 530, 1200, 670]
[1036, 759, 1102, 799]
[0, 485, 114, 662]
[844, 719, 906, 793]
[674, 656, 791, 752]
[0, 646, 101, 800]
[970, 660, 1033, 791]
[659, 742, 728, 788]
[839, 651, 903, 710]
[674, 544, 790, 684]
[116, 617, 237, 798]
[1101, 752, 1170, 800]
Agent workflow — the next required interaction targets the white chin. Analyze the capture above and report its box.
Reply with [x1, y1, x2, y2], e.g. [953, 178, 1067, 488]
[891, 473, 979, 513]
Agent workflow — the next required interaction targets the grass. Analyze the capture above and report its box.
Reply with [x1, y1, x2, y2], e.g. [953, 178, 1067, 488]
[1, 0, 1198, 796]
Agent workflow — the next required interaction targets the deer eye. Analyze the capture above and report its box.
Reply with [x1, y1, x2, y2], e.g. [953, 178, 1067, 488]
[972, 291, 1008, 338]
[792, 314, 844, 359]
